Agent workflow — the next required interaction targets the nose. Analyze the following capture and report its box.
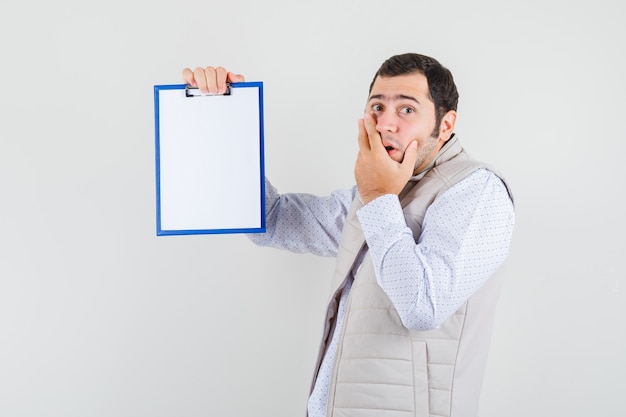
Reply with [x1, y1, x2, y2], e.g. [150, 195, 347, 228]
[375, 110, 398, 133]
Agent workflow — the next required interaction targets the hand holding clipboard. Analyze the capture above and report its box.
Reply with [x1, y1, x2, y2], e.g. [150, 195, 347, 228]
[181, 66, 245, 95]
[154, 66, 264, 236]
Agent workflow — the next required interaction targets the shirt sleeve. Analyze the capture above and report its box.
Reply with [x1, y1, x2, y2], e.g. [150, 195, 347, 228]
[355, 169, 515, 331]
[247, 178, 357, 257]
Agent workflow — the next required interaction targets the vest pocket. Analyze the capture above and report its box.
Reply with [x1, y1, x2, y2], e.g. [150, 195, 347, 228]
[411, 339, 429, 417]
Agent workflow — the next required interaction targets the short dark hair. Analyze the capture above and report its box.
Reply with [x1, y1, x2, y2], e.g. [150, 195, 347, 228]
[369, 53, 459, 129]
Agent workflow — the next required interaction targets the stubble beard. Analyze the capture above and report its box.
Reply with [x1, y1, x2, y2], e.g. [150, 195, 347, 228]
[411, 133, 440, 175]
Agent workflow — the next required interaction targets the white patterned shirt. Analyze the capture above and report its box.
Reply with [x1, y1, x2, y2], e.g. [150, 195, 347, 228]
[248, 168, 515, 417]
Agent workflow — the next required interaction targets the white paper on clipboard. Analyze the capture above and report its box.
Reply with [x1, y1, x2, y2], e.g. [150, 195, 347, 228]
[153, 82, 265, 236]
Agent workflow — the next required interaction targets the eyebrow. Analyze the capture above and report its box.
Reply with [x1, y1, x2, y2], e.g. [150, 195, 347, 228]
[368, 94, 423, 107]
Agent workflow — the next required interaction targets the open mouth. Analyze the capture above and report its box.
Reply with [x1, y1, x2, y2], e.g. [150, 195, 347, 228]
[382, 138, 398, 155]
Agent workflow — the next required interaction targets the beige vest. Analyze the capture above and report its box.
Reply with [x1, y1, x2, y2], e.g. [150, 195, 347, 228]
[312, 137, 512, 417]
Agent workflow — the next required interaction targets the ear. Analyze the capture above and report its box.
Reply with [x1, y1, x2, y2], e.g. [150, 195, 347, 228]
[438, 110, 457, 142]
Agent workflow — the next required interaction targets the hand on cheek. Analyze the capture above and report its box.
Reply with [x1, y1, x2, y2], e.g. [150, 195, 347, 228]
[354, 114, 418, 205]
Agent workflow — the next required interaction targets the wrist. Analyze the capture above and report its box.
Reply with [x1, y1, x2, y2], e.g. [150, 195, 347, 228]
[360, 191, 390, 205]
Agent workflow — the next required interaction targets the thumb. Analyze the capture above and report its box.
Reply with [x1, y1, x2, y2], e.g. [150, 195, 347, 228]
[401, 141, 419, 171]
[227, 72, 246, 83]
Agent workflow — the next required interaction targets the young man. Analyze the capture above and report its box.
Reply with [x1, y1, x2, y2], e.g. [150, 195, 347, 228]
[183, 53, 515, 417]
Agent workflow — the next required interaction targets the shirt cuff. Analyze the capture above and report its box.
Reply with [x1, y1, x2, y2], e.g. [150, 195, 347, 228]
[356, 194, 408, 251]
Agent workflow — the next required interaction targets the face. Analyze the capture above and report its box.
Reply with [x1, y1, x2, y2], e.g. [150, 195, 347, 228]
[366, 72, 445, 174]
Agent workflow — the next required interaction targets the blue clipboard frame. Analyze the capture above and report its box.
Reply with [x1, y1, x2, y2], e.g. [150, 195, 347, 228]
[154, 82, 265, 236]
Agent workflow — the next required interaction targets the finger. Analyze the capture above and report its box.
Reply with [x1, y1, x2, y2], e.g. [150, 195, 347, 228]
[401, 141, 419, 172]
[193, 67, 209, 93]
[182, 68, 196, 86]
[357, 118, 370, 151]
[363, 113, 384, 154]
[227, 72, 246, 83]
[203, 66, 218, 94]
[215, 66, 228, 94]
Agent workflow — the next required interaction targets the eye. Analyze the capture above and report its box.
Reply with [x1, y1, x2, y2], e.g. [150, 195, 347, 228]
[399, 106, 415, 114]
[371, 103, 383, 112]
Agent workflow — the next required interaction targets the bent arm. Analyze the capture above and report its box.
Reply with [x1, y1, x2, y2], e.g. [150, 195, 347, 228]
[356, 169, 515, 331]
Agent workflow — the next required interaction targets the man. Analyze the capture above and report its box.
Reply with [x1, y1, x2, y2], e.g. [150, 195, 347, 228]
[183, 53, 515, 417]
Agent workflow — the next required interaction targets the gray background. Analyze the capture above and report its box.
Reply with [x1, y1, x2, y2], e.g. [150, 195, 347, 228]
[1, 0, 624, 416]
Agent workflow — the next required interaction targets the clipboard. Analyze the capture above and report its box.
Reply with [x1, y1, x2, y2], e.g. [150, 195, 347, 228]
[153, 82, 265, 236]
